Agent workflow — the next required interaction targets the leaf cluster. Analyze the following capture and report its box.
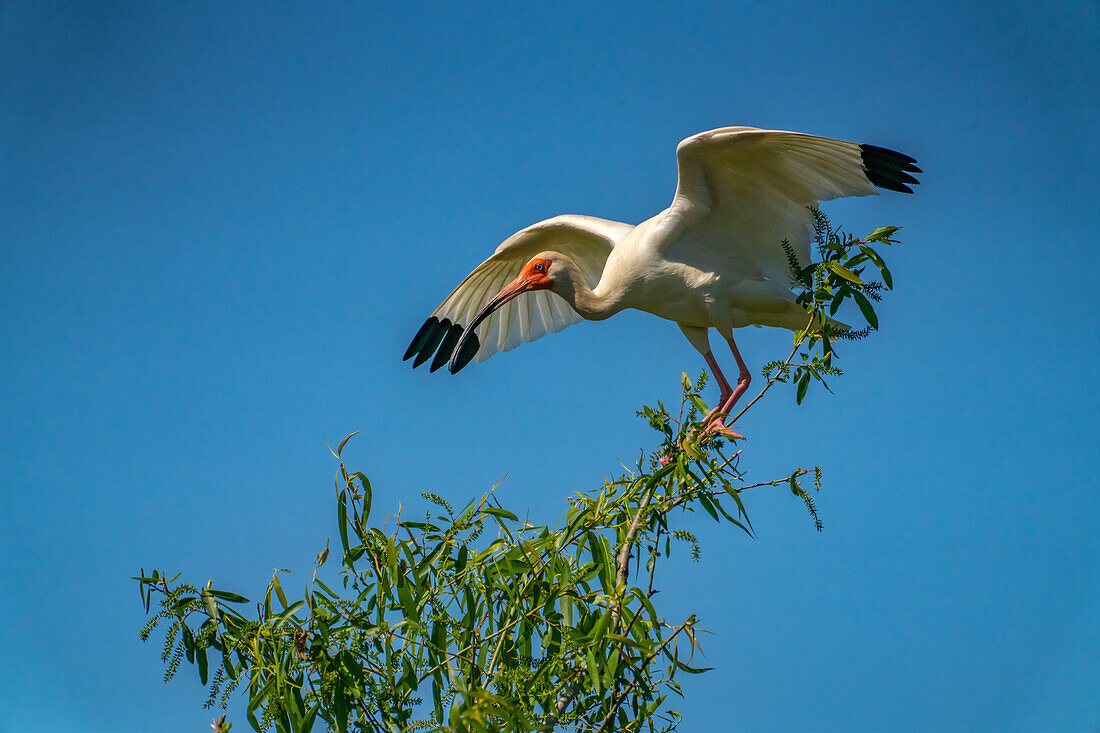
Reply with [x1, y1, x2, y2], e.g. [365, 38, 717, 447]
[138, 382, 818, 733]
[772, 209, 901, 403]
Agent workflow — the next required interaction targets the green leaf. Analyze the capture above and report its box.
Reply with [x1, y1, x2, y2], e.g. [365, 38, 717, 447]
[561, 506, 592, 548]
[704, 492, 753, 537]
[201, 587, 219, 619]
[270, 573, 289, 609]
[843, 252, 869, 269]
[351, 472, 372, 524]
[591, 608, 613, 641]
[852, 290, 879, 329]
[696, 493, 721, 523]
[826, 261, 864, 285]
[299, 702, 320, 733]
[857, 244, 886, 269]
[482, 506, 518, 522]
[337, 491, 350, 556]
[796, 370, 811, 404]
[276, 600, 306, 622]
[587, 531, 614, 591]
[333, 679, 348, 733]
[337, 431, 361, 456]
[605, 633, 654, 653]
[455, 545, 468, 573]
[865, 225, 899, 242]
[221, 646, 238, 679]
[586, 648, 603, 695]
[671, 658, 714, 674]
[207, 589, 249, 604]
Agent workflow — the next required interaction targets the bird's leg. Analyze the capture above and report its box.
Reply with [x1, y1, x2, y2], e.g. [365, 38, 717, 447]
[703, 336, 751, 439]
[701, 351, 733, 421]
[699, 351, 744, 440]
[664, 350, 736, 463]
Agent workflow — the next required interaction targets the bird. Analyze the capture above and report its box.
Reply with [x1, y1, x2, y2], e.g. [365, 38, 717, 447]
[403, 126, 919, 435]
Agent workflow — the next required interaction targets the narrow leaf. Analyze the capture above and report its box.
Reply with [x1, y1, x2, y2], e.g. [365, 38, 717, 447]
[865, 225, 899, 242]
[351, 472, 372, 524]
[337, 491, 350, 556]
[826, 261, 864, 285]
[201, 587, 219, 619]
[337, 432, 361, 456]
[482, 506, 518, 522]
[796, 370, 811, 404]
[852, 290, 879, 329]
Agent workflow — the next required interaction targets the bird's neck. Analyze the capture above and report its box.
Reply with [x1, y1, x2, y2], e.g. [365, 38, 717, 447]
[571, 286, 618, 321]
[556, 264, 621, 321]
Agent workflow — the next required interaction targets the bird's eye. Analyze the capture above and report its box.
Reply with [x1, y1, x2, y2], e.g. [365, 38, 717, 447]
[535, 263, 545, 272]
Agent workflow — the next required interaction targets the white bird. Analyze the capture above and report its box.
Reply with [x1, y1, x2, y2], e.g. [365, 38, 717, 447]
[404, 126, 919, 434]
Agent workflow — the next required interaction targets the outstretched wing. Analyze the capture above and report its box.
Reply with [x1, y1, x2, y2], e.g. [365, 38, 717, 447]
[404, 215, 633, 371]
[662, 127, 920, 283]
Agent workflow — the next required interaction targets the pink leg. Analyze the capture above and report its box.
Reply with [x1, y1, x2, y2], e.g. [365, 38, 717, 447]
[702, 336, 752, 439]
[720, 335, 752, 413]
[703, 351, 733, 406]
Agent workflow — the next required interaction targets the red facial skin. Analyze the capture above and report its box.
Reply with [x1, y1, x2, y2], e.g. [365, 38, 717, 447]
[518, 258, 554, 290]
[445, 257, 558, 373]
[459, 258, 556, 346]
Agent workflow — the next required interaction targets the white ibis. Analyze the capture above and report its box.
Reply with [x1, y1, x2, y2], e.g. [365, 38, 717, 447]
[404, 126, 919, 434]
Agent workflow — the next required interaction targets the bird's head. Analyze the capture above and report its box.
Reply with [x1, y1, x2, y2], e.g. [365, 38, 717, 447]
[516, 254, 558, 291]
[448, 252, 573, 373]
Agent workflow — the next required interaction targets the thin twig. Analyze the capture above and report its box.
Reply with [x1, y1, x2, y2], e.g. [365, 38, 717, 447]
[646, 526, 662, 598]
[730, 315, 814, 423]
[663, 471, 807, 513]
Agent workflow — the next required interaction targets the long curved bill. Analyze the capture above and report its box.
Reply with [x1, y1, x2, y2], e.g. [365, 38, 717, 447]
[448, 277, 534, 374]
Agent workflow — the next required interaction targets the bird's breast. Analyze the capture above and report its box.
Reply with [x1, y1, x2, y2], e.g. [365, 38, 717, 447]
[598, 245, 720, 327]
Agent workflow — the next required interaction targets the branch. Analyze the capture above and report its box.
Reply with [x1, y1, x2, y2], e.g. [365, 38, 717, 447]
[595, 617, 696, 733]
[730, 317, 811, 424]
[663, 471, 807, 513]
[615, 483, 656, 591]
[540, 671, 581, 732]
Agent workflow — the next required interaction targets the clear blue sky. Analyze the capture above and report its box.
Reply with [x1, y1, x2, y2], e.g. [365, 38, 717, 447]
[2, 2, 1097, 731]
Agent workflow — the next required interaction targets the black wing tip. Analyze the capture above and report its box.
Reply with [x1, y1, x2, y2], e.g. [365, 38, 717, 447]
[861, 143, 921, 194]
[866, 172, 915, 194]
[448, 333, 480, 374]
[410, 317, 452, 368]
[429, 323, 464, 372]
[860, 143, 918, 166]
[403, 316, 439, 361]
[406, 317, 479, 374]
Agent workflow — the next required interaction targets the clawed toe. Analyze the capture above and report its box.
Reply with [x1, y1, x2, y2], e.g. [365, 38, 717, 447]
[702, 418, 744, 441]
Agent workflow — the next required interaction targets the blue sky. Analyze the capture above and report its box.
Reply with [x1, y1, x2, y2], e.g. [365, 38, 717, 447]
[2, 1, 1098, 731]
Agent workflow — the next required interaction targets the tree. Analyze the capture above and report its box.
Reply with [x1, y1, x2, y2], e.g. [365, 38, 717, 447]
[137, 212, 902, 732]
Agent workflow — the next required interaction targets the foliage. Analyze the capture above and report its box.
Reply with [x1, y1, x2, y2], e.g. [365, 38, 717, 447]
[137, 218, 902, 732]
[770, 208, 901, 405]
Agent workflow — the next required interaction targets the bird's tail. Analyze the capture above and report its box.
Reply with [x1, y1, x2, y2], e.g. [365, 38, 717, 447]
[773, 304, 849, 335]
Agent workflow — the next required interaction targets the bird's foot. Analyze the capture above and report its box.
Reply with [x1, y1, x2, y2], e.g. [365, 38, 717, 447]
[701, 417, 744, 441]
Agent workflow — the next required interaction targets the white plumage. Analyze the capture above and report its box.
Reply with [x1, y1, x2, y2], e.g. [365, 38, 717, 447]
[404, 126, 919, 426]
[428, 216, 630, 363]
